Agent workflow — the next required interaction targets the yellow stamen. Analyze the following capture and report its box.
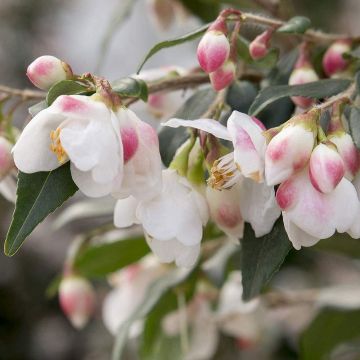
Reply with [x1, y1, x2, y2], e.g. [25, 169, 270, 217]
[49, 128, 68, 164]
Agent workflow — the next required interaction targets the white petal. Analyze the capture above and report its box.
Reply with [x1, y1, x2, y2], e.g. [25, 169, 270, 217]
[163, 118, 231, 141]
[239, 179, 281, 237]
[70, 164, 114, 198]
[114, 196, 140, 228]
[282, 212, 319, 250]
[13, 109, 64, 172]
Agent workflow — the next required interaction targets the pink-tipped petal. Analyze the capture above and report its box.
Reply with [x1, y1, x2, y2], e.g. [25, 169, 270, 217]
[209, 61, 236, 91]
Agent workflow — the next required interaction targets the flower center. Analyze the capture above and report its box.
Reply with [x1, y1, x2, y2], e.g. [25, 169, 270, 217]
[50, 128, 68, 164]
[208, 153, 241, 190]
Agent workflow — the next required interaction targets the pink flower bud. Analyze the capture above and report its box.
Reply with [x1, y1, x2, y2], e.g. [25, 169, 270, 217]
[265, 111, 319, 186]
[309, 143, 345, 193]
[197, 18, 230, 73]
[328, 132, 360, 181]
[26, 55, 73, 90]
[0, 137, 14, 178]
[209, 60, 236, 91]
[59, 276, 96, 329]
[322, 40, 351, 77]
[249, 29, 272, 60]
[289, 66, 319, 108]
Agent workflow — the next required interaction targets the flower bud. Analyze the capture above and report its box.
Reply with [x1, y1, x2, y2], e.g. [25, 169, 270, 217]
[26, 55, 73, 90]
[265, 110, 319, 186]
[197, 17, 230, 73]
[249, 29, 272, 60]
[323, 40, 351, 77]
[0, 137, 14, 179]
[209, 60, 236, 91]
[288, 66, 319, 108]
[309, 143, 345, 193]
[59, 276, 96, 329]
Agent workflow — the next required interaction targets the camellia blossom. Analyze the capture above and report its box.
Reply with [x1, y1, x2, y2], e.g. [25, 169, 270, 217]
[114, 169, 209, 268]
[26, 55, 73, 90]
[265, 110, 318, 186]
[277, 168, 358, 249]
[103, 256, 168, 335]
[13, 95, 124, 198]
[59, 275, 96, 329]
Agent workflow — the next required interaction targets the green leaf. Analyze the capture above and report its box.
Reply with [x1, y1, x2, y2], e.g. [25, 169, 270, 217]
[28, 100, 47, 117]
[112, 77, 148, 101]
[46, 80, 89, 106]
[112, 267, 191, 360]
[226, 81, 258, 113]
[73, 237, 149, 277]
[241, 220, 292, 301]
[4, 162, 78, 256]
[249, 79, 351, 116]
[343, 46, 360, 61]
[300, 307, 360, 360]
[159, 87, 217, 166]
[180, 0, 220, 22]
[277, 16, 311, 34]
[348, 106, 360, 149]
[137, 24, 209, 73]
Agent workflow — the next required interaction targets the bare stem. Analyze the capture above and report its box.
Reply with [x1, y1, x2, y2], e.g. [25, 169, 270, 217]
[0, 85, 45, 100]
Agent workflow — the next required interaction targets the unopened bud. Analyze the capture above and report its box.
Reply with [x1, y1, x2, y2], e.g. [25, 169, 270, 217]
[323, 40, 352, 77]
[59, 276, 96, 329]
[249, 29, 272, 60]
[0, 137, 14, 179]
[309, 143, 345, 193]
[209, 60, 236, 91]
[26, 55, 73, 90]
[197, 17, 230, 73]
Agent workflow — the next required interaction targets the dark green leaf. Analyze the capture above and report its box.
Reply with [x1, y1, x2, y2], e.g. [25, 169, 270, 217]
[241, 220, 292, 301]
[112, 267, 191, 360]
[137, 24, 209, 73]
[180, 0, 220, 22]
[28, 100, 47, 117]
[226, 81, 258, 113]
[277, 16, 311, 34]
[73, 237, 149, 277]
[300, 307, 360, 360]
[343, 46, 360, 61]
[159, 87, 217, 166]
[249, 79, 351, 116]
[112, 77, 148, 101]
[355, 71, 360, 94]
[348, 106, 360, 150]
[46, 80, 89, 106]
[4, 163, 78, 256]
[45, 275, 61, 299]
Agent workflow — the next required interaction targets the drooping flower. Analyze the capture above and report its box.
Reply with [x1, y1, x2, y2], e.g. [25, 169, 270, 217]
[102, 256, 168, 335]
[26, 55, 73, 90]
[114, 169, 209, 268]
[197, 17, 230, 73]
[13, 95, 124, 198]
[59, 275, 96, 329]
[265, 110, 319, 186]
[322, 40, 352, 77]
[249, 29, 273, 60]
[277, 168, 358, 249]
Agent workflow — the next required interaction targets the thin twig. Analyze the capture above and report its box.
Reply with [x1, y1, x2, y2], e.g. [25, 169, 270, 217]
[0, 85, 45, 100]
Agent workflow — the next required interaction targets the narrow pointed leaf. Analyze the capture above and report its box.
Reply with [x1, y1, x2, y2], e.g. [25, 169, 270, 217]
[4, 163, 78, 256]
[46, 80, 89, 106]
[112, 77, 148, 101]
[277, 16, 311, 34]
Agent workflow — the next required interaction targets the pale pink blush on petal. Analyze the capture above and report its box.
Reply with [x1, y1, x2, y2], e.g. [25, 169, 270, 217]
[266, 138, 288, 161]
[276, 178, 298, 210]
[58, 96, 88, 113]
[216, 204, 242, 228]
[121, 127, 139, 163]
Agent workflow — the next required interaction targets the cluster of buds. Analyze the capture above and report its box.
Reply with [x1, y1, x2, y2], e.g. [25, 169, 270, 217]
[288, 43, 319, 108]
[197, 11, 240, 91]
[26, 55, 73, 90]
[265, 104, 360, 249]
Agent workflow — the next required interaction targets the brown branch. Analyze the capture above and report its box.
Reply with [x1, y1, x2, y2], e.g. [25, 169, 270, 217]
[0, 85, 45, 100]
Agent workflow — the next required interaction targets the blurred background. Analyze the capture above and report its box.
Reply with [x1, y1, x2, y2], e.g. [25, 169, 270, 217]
[1, 0, 360, 359]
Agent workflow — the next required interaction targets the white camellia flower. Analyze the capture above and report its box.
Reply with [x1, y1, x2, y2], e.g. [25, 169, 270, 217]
[277, 168, 359, 249]
[102, 256, 168, 336]
[114, 169, 209, 268]
[13, 94, 123, 198]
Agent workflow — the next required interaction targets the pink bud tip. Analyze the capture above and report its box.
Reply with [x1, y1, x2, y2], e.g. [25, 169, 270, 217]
[209, 61, 236, 91]
[59, 276, 96, 329]
[309, 143, 345, 193]
[26, 55, 73, 90]
[0, 137, 14, 178]
[322, 40, 351, 77]
[197, 31, 230, 73]
[249, 30, 272, 60]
